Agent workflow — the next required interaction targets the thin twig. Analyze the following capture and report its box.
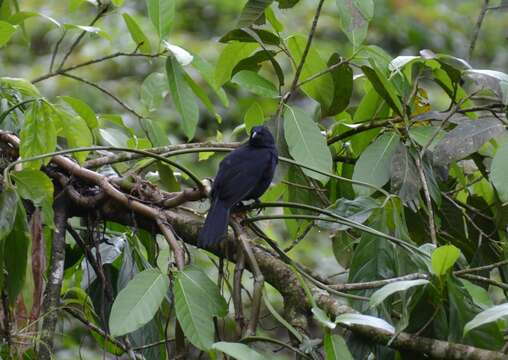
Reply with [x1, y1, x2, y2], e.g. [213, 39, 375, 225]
[57, 5, 109, 71]
[469, 0, 490, 61]
[59, 73, 143, 119]
[454, 259, 508, 275]
[33, 50, 167, 83]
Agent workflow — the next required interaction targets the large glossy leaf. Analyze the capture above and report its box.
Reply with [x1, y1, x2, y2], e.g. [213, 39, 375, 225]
[12, 169, 53, 205]
[434, 119, 504, 166]
[431, 245, 460, 276]
[231, 70, 279, 98]
[63, 24, 111, 41]
[174, 266, 228, 350]
[318, 197, 378, 231]
[4, 199, 30, 304]
[140, 72, 168, 112]
[390, 143, 421, 208]
[192, 53, 229, 107]
[244, 101, 265, 134]
[60, 96, 98, 129]
[465, 69, 508, 104]
[0, 20, 15, 47]
[284, 106, 333, 184]
[0, 188, 18, 241]
[352, 132, 400, 196]
[219, 28, 279, 46]
[212, 342, 265, 360]
[325, 54, 353, 116]
[448, 276, 504, 349]
[464, 303, 508, 335]
[362, 64, 403, 116]
[336, 0, 374, 48]
[287, 35, 334, 111]
[19, 101, 57, 170]
[214, 42, 258, 87]
[58, 109, 93, 163]
[324, 333, 353, 360]
[183, 73, 220, 121]
[335, 313, 395, 334]
[0, 77, 40, 97]
[165, 55, 199, 140]
[109, 269, 169, 336]
[277, 0, 299, 8]
[146, 0, 175, 39]
[490, 142, 508, 203]
[238, 0, 273, 27]
[122, 13, 151, 54]
[369, 279, 429, 308]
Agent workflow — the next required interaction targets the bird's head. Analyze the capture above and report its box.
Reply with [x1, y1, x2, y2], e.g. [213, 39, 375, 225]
[249, 126, 275, 148]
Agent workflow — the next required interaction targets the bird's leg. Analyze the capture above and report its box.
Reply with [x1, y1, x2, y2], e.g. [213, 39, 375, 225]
[231, 220, 264, 336]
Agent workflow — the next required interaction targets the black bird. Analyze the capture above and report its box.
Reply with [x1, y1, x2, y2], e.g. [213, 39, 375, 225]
[198, 126, 278, 247]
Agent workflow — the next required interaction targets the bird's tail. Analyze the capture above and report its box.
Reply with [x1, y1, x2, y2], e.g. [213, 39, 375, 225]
[198, 198, 230, 247]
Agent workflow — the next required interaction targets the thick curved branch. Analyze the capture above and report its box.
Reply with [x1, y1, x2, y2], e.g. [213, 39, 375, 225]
[1, 134, 507, 360]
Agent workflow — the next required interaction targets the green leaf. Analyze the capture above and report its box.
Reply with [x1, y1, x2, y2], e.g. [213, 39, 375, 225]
[174, 266, 228, 350]
[335, 313, 395, 334]
[19, 101, 57, 170]
[12, 169, 53, 205]
[231, 70, 279, 98]
[325, 54, 353, 116]
[465, 69, 508, 105]
[390, 144, 421, 207]
[369, 279, 429, 308]
[277, 0, 300, 9]
[58, 110, 93, 163]
[431, 245, 460, 276]
[109, 269, 169, 336]
[244, 102, 264, 134]
[146, 0, 175, 40]
[464, 303, 508, 335]
[166, 55, 199, 140]
[312, 306, 336, 329]
[490, 142, 508, 203]
[4, 199, 30, 304]
[212, 342, 264, 360]
[362, 64, 403, 116]
[287, 35, 334, 111]
[7, 11, 60, 27]
[214, 42, 258, 87]
[63, 24, 111, 41]
[265, 6, 283, 32]
[140, 72, 168, 112]
[191, 54, 228, 108]
[238, 0, 273, 27]
[183, 72, 220, 120]
[324, 333, 353, 360]
[0, 20, 15, 47]
[60, 96, 98, 129]
[0, 188, 18, 241]
[220, 28, 279, 45]
[433, 119, 505, 166]
[352, 132, 400, 196]
[284, 106, 333, 184]
[0, 77, 40, 97]
[336, 0, 374, 48]
[318, 197, 378, 231]
[112, 0, 124, 6]
[122, 13, 151, 54]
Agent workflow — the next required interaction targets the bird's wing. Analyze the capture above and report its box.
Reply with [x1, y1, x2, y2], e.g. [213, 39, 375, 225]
[213, 147, 269, 207]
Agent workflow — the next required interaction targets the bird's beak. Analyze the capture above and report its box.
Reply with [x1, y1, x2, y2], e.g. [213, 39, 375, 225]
[251, 131, 257, 138]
